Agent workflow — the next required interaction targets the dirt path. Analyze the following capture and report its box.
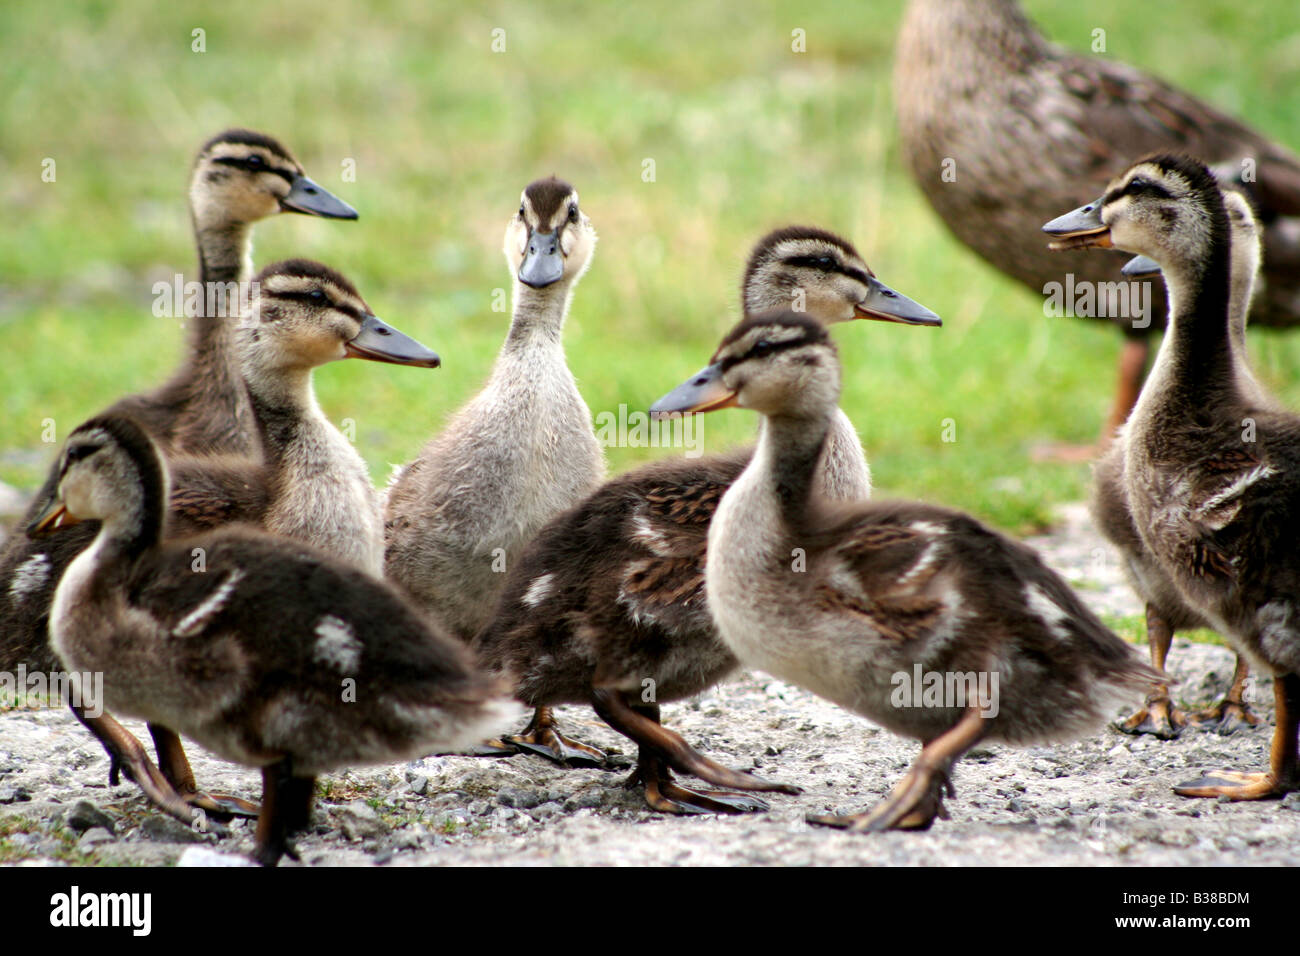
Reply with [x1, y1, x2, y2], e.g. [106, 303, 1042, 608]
[2, 505, 1296, 866]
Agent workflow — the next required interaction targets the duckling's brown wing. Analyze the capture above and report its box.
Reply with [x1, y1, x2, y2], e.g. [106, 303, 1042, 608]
[167, 456, 271, 536]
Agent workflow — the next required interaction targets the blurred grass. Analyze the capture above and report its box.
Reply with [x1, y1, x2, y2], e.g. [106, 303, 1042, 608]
[2, 1, 1299, 534]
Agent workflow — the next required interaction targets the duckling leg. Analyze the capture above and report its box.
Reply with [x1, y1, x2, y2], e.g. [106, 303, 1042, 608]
[1187, 655, 1262, 734]
[1116, 606, 1187, 738]
[591, 688, 801, 813]
[1175, 672, 1299, 800]
[807, 706, 987, 832]
[71, 706, 199, 826]
[503, 706, 608, 768]
[148, 724, 260, 819]
[253, 760, 315, 867]
[630, 747, 770, 814]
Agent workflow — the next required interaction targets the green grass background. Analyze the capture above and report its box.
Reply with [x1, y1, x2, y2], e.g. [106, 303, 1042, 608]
[2, 0, 1299, 536]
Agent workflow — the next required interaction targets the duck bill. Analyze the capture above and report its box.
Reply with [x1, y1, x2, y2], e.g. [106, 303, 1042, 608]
[650, 363, 738, 416]
[344, 315, 441, 368]
[1122, 254, 1161, 278]
[281, 174, 359, 220]
[1043, 199, 1112, 251]
[518, 229, 564, 288]
[855, 279, 942, 326]
[27, 499, 80, 537]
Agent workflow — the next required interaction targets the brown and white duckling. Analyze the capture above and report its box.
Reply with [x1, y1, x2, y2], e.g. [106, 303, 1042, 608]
[384, 177, 605, 762]
[116, 128, 359, 459]
[2, 130, 356, 675]
[651, 311, 1163, 830]
[1093, 191, 1268, 737]
[10, 259, 438, 822]
[475, 228, 939, 813]
[29, 416, 519, 865]
[1044, 154, 1300, 801]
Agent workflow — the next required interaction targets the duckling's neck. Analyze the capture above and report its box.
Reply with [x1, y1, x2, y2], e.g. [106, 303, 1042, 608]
[501, 279, 572, 354]
[243, 364, 325, 460]
[752, 411, 834, 530]
[1133, 245, 1235, 421]
[185, 219, 255, 399]
[820, 408, 871, 501]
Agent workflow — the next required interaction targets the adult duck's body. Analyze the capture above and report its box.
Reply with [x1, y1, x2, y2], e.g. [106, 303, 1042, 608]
[1045, 154, 1300, 801]
[385, 177, 605, 761]
[895, 0, 1300, 449]
[1, 129, 357, 674]
[652, 311, 1163, 829]
[476, 227, 941, 812]
[30, 416, 517, 865]
[1093, 191, 1271, 738]
[11, 259, 439, 823]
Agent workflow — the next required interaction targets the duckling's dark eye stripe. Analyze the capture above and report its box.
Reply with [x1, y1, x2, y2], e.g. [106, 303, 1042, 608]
[212, 156, 296, 183]
[718, 336, 809, 371]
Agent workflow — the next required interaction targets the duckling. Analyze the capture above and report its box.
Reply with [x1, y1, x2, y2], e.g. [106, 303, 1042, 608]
[1094, 190, 1267, 738]
[650, 310, 1163, 830]
[475, 228, 940, 812]
[384, 177, 604, 762]
[29, 415, 519, 865]
[1043, 154, 1300, 801]
[896, 0, 1300, 452]
[2, 129, 356, 670]
[115, 128, 359, 458]
[6, 259, 438, 821]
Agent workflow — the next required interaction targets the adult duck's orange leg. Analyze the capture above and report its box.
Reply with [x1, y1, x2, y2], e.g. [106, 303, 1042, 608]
[1117, 606, 1187, 738]
[149, 724, 259, 819]
[1176, 672, 1299, 799]
[591, 688, 800, 814]
[71, 706, 198, 826]
[808, 705, 987, 832]
[253, 760, 315, 867]
[1188, 655, 1262, 734]
[503, 705, 608, 768]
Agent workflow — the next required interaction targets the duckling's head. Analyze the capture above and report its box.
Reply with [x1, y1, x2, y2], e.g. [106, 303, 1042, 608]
[1122, 189, 1262, 295]
[742, 226, 941, 327]
[241, 259, 440, 376]
[651, 311, 839, 421]
[503, 177, 596, 290]
[1043, 154, 1229, 272]
[190, 129, 358, 230]
[28, 417, 166, 540]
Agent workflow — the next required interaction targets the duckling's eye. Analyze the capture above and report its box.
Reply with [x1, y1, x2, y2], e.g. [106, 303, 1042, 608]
[519, 203, 526, 219]
[244, 155, 264, 171]
[752, 339, 773, 356]
[309, 289, 324, 299]
[66, 444, 100, 464]
[1127, 177, 1148, 195]
[817, 256, 833, 268]
[568, 203, 579, 223]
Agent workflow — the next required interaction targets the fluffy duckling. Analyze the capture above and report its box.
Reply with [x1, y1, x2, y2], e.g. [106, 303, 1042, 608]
[117, 128, 359, 458]
[2, 128, 356, 667]
[1094, 190, 1268, 737]
[6, 260, 438, 820]
[651, 311, 1163, 830]
[475, 228, 939, 812]
[29, 416, 519, 865]
[1044, 154, 1300, 801]
[384, 177, 604, 761]
[896, 0, 1300, 450]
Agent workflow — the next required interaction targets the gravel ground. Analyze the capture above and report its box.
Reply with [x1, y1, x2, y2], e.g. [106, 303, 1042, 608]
[1, 503, 1296, 867]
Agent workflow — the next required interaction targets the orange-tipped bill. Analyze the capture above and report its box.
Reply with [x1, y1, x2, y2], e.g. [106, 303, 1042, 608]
[28, 500, 80, 537]
[1043, 199, 1112, 251]
[650, 363, 738, 417]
